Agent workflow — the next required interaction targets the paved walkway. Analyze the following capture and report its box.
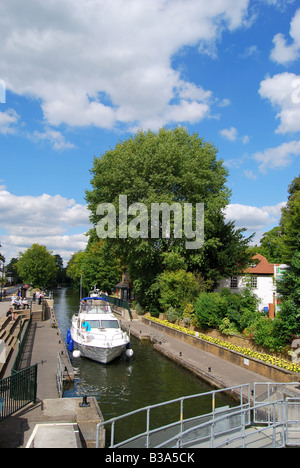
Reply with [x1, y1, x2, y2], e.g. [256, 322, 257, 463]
[0, 295, 69, 391]
[0, 296, 76, 448]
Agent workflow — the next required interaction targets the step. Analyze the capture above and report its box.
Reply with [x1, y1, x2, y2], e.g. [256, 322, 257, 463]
[0, 346, 14, 379]
[0, 317, 30, 378]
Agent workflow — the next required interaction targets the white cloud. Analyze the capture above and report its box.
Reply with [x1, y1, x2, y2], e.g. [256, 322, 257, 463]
[238, 44, 260, 59]
[0, 0, 250, 131]
[220, 126, 238, 141]
[270, 8, 300, 65]
[0, 188, 90, 263]
[253, 140, 300, 172]
[219, 126, 250, 143]
[218, 98, 231, 107]
[259, 72, 300, 134]
[32, 128, 75, 150]
[263, 0, 295, 7]
[243, 170, 257, 180]
[225, 202, 286, 243]
[0, 109, 19, 134]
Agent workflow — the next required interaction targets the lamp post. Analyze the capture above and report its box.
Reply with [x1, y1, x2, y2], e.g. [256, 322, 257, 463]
[0, 243, 5, 302]
[0, 260, 4, 302]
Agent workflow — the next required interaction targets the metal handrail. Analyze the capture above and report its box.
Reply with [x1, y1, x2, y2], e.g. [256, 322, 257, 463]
[96, 383, 250, 448]
[107, 296, 133, 321]
[56, 352, 64, 398]
[0, 364, 38, 423]
[156, 399, 286, 448]
[96, 382, 300, 448]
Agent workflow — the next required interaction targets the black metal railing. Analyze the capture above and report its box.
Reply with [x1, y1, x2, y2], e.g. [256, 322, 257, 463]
[0, 364, 38, 423]
[107, 296, 133, 320]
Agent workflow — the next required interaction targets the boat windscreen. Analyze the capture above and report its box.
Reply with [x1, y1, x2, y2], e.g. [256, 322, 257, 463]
[100, 320, 119, 329]
[88, 320, 101, 329]
[82, 304, 110, 314]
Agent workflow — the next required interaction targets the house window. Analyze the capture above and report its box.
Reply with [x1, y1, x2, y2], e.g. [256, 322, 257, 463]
[251, 276, 257, 288]
[230, 277, 238, 288]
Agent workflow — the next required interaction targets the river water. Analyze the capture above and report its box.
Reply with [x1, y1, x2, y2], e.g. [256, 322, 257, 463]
[53, 287, 234, 444]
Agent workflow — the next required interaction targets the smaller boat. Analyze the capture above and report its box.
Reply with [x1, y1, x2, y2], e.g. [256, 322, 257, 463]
[69, 295, 132, 364]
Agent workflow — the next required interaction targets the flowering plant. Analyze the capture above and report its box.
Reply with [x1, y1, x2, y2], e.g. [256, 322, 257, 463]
[148, 317, 300, 374]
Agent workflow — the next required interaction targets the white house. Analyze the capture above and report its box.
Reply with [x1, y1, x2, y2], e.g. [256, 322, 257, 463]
[215, 254, 288, 317]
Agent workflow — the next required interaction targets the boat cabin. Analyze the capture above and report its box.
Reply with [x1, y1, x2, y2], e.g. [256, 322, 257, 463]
[80, 297, 111, 314]
[83, 318, 120, 330]
[78, 297, 121, 331]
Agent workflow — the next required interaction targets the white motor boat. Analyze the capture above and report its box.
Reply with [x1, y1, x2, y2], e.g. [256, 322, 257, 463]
[69, 296, 132, 364]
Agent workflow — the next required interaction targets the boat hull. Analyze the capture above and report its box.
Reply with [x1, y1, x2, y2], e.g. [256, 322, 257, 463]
[75, 341, 127, 364]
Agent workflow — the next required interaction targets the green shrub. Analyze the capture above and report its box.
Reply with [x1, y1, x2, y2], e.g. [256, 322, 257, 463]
[134, 303, 144, 316]
[182, 303, 195, 325]
[157, 269, 200, 315]
[194, 292, 222, 329]
[194, 286, 260, 333]
[166, 307, 179, 323]
[219, 317, 239, 336]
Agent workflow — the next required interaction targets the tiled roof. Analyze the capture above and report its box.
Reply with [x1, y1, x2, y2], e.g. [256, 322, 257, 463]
[245, 254, 275, 275]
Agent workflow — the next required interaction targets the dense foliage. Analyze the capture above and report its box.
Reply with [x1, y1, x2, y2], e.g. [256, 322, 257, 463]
[194, 286, 260, 333]
[257, 175, 300, 264]
[66, 239, 122, 294]
[251, 175, 300, 351]
[16, 244, 58, 289]
[273, 250, 300, 348]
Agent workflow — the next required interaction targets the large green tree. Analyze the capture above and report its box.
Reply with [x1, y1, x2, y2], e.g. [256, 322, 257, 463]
[16, 244, 57, 289]
[280, 175, 300, 263]
[256, 227, 284, 263]
[86, 127, 252, 307]
[254, 175, 300, 348]
[66, 240, 122, 294]
[257, 175, 300, 264]
[273, 249, 300, 347]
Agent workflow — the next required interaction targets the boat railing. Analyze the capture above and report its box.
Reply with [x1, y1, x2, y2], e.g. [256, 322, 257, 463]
[110, 331, 126, 342]
[80, 306, 112, 314]
[73, 325, 126, 345]
[89, 331, 124, 343]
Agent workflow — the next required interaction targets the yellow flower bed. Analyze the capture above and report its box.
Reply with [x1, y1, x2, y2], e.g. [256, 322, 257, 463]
[148, 317, 300, 374]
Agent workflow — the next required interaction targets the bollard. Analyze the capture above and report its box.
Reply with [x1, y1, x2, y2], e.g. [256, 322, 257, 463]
[79, 395, 90, 407]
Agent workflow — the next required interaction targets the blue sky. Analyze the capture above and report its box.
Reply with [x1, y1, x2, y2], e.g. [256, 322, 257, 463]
[0, 0, 300, 264]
